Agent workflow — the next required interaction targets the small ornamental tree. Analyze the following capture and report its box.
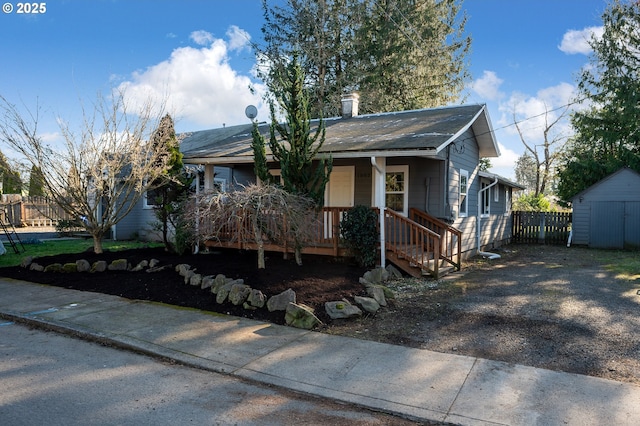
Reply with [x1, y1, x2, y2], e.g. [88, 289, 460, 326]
[340, 204, 378, 267]
[189, 183, 318, 269]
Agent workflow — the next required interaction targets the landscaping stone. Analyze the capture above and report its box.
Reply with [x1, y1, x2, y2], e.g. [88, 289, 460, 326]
[267, 288, 296, 312]
[131, 260, 148, 271]
[183, 269, 195, 284]
[29, 262, 44, 272]
[246, 289, 266, 308]
[91, 260, 107, 273]
[363, 267, 389, 285]
[354, 296, 380, 313]
[385, 264, 403, 279]
[44, 263, 63, 273]
[108, 259, 128, 271]
[200, 275, 215, 290]
[189, 273, 203, 287]
[215, 280, 236, 304]
[285, 302, 322, 329]
[228, 283, 251, 306]
[325, 300, 362, 319]
[149, 258, 160, 268]
[62, 263, 77, 273]
[20, 256, 33, 268]
[366, 285, 387, 306]
[76, 259, 91, 272]
[284, 302, 313, 328]
[175, 264, 191, 275]
[211, 274, 229, 294]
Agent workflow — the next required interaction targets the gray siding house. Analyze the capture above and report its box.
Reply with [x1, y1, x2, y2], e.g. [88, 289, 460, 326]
[571, 167, 640, 249]
[179, 97, 523, 276]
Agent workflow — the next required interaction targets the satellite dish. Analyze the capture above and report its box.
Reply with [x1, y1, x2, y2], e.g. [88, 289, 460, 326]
[245, 105, 258, 120]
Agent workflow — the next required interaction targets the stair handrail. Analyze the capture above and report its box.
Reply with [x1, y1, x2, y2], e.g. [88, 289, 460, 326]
[409, 208, 462, 270]
[384, 208, 441, 277]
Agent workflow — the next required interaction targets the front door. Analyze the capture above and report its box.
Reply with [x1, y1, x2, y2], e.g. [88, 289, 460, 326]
[325, 166, 354, 207]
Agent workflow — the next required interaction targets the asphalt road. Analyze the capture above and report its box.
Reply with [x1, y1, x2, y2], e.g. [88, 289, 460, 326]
[0, 322, 417, 426]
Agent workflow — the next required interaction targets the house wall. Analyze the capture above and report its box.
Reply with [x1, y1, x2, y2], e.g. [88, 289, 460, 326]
[112, 196, 160, 241]
[571, 169, 640, 246]
[446, 129, 515, 257]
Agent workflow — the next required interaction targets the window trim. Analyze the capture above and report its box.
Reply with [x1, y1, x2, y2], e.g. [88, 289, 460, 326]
[504, 187, 511, 216]
[385, 165, 409, 216]
[481, 180, 491, 218]
[459, 169, 468, 218]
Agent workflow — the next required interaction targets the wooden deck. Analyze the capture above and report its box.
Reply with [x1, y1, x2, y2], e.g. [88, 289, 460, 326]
[203, 206, 461, 278]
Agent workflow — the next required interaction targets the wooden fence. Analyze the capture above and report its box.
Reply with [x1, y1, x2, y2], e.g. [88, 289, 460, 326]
[512, 211, 572, 245]
[0, 195, 75, 227]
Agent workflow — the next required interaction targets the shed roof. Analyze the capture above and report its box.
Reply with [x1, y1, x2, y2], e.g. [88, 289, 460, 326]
[181, 104, 500, 165]
[571, 167, 640, 201]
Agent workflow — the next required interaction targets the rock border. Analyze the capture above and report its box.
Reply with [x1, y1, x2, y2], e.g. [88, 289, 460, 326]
[19, 255, 399, 330]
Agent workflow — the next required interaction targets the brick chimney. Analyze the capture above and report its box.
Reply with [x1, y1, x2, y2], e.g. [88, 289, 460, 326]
[341, 93, 359, 118]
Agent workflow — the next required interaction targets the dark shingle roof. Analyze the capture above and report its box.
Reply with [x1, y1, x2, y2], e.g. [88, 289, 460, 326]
[181, 104, 500, 164]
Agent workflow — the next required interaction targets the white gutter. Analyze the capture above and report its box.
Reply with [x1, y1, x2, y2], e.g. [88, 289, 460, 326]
[477, 176, 501, 259]
[371, 156, 386, 268]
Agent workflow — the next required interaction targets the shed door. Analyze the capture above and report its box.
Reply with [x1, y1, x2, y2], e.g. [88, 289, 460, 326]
[624, 202, 640, 248]
[590, 202, 624, 249]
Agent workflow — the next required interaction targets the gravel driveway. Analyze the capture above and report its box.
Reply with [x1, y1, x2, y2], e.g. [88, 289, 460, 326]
[327, 244, 640, 385]
[420, 245, 640, 384]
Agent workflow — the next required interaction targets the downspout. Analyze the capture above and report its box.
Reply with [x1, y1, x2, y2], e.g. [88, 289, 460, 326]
[371, 157, 385, 268]
[477, 176, 501, 259]
[192, 169, 200, 254]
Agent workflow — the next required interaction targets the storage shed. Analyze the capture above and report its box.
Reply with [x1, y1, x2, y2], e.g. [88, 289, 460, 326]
[571, 167, 640, 249]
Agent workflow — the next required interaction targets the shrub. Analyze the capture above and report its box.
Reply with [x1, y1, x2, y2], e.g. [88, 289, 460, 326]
[340, 205, 378, 267]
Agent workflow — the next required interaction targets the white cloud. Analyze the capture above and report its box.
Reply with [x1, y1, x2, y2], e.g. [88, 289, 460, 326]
[190, 30, 215, 46]
[117, 27, 266, 131]
[488, 142, 519, 180]
[470, 70, 504, 101]
[226, 25, 251, 52]
[558, 26, 604, 55]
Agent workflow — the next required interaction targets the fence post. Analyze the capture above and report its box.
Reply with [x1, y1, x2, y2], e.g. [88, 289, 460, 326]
[538, 213, 546, 243]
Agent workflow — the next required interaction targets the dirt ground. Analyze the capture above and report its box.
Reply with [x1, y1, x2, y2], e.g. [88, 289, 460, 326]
[2, 243, 639, 386]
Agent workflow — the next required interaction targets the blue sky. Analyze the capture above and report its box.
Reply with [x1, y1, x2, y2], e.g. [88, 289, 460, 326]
[0, 0, 608, 178]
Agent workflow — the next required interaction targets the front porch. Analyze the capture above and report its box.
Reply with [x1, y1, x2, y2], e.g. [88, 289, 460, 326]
[203, 206, 461, 279]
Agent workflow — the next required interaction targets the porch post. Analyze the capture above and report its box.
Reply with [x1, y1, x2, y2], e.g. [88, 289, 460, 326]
[371, 157, 386, 267]
[204, 165, 215, 190]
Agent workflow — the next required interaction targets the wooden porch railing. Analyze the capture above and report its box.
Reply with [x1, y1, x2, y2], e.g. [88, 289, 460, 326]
[409, 208, 462, 271]
[202, 206, 352, 257]
[384, 208, 441, 278]
[203, 205, 457, 278]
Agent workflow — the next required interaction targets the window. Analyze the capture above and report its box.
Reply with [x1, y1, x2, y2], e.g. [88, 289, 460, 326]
[494, 184, 499, 202]
[459, 169, 468, 217]
[144, 188, 161, 209]
[481, 180, 490, 217]
[504, 188, 511, 216]
[385, 165, 408, 215]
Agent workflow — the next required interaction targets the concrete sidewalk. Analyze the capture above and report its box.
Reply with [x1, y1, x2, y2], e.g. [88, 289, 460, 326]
[1, 278, 638, 425]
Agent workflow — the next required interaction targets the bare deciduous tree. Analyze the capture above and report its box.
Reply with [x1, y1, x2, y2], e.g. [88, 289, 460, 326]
[513, 103, 570, 196]
[188, 183, 318, 268]
[0, 91, 173, 253]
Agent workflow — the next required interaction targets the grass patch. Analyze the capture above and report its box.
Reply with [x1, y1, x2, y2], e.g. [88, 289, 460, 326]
[0, 239, 162, 268]
[596, 250, 640, 282]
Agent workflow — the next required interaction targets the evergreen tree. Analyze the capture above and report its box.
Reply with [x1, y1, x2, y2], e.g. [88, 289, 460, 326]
[0, 151, 21, 194]
[149, 114, 194, 253]
[28, 165, 46, 196]
[557, 0, 640, 202]
[259, 0, 470, 117]
[253, 53, 333, 206]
